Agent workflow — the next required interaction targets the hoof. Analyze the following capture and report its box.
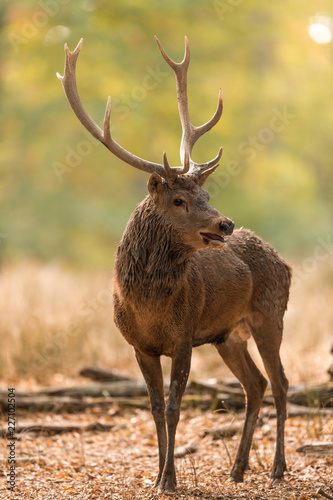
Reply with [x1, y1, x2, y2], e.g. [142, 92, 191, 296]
[154, 476, 161, 489]
[227, 475, 243, 484]
[158, 476, 176, 494]
[271, 460, 287, 484]
[158, 485, 176, 495]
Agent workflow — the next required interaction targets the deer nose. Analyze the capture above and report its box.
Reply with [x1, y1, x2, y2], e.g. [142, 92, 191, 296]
[219, 219, 234, 235]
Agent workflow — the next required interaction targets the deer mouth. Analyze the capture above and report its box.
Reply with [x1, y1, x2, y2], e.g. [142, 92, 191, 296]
[200, 232, 226, 244]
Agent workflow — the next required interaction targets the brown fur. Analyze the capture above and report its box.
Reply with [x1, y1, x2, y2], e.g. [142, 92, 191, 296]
[113, 174, 291, 492]
[58, 36, 292, 494]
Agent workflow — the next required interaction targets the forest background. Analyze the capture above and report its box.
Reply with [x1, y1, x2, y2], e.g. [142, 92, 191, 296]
[0, 0, 333, 381]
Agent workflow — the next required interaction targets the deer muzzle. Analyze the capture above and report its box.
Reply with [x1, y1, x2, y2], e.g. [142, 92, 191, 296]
[200, 217, 234, 246]
[219, 219, 234, 235]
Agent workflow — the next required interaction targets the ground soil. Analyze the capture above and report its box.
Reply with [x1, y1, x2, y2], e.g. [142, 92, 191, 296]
[0, 404, 332, 499]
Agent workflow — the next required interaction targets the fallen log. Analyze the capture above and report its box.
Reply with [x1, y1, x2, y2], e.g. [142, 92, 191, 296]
[43, 380, 148, 398]
[214, 393, 246, 411]
[0, 380, 148, 400]
[287, 382, 333, 408]
[203, 422, 242, 439]
[325, 344, 333, 381]
[188, 380, 333, 408]
[0, 420, 114, 436]
[181, 394, 213, 411]
[329, 363, 333, 381]
[113, 397, 150, 411]
[262, 402, 332, 419]
[0, 396, 95, 413]
[174, 440, 197, 458]
[187, 380, 243, 397]
[0, 379, 331, 416]
[296, 443, 333, 456]
[0, 395, 150, 414]
[79, 366, 133, 382]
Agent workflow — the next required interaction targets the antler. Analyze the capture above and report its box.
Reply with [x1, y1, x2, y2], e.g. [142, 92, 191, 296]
[155, 36, 223, 177]
[57, 38, 189, 179]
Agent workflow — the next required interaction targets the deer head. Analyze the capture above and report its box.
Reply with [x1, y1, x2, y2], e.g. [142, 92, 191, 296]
[57, 37, 234, 249]
[147, 173, 233, 250]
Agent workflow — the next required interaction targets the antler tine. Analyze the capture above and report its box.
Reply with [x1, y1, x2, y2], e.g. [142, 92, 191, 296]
[191, 89, 223, 148]
[162, 151, 178, 179]
[193, 146, 223, 173]
[155, 36, 223, 173]
[163, 149, 190, 177]
[155, 36, 192, 163]
[57, 39, 103, 143]
[180, 87, 223, 172]
[57, 39, 166, 177]
[155, 35, 190, 72]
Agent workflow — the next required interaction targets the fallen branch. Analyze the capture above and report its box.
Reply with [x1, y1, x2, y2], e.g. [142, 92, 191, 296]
[317, 488, 333, 500]
[187, 380, 242, 396]
[0, 379, 331, 416]
[0, 396, 97, 413]
[262, 402, 332, 419]
[79, 366, 132, 382]
[287, 382, 333, 408]
[328, 363, 333, 382]
[296, 443, 333, 456]
[203, 422, 242, 439]
[0, 395, 151, 414]
[328, 345, 333, 382]
[44, 380, 148, 398]
[0, 380, 148, 400]
[0, 420, 114, 436]
[174, 440, 197, 458]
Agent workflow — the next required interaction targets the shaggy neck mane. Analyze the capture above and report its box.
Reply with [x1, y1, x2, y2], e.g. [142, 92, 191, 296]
[115, 197, 193, 300]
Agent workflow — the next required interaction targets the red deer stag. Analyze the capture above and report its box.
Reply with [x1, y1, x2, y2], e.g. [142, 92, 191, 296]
[57, 37, 291, 493]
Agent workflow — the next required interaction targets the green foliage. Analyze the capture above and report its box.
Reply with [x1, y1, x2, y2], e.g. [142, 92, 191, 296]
[1, 0, 332, 267]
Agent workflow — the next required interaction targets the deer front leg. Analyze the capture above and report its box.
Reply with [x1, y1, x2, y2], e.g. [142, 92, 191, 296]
[159, 343, 192, 493]
[135, 350, 167, 487]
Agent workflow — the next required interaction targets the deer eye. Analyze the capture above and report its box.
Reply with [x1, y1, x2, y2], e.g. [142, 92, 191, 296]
[173, 198, 184, 207]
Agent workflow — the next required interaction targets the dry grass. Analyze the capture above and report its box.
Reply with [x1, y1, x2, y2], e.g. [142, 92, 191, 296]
[0, 257, 332, 385]
[0, 260, 332, 499]
[0, 261, 138, 384]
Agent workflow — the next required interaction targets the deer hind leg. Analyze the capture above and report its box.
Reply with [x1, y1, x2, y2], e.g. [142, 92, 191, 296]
[215, 332, 267, 482]
[250, 319, 289, 483]
[135, 350, 167, 488]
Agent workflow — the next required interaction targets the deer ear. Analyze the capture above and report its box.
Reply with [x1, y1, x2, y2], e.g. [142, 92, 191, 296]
[148, 172, 164, 200]
[195, 165, 218, 187]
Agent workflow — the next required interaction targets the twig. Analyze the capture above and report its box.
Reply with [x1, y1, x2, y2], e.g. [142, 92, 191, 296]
[188, 455, 198, 488]
[317, 488, 333, 500]
[221, 437, 232, 467]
